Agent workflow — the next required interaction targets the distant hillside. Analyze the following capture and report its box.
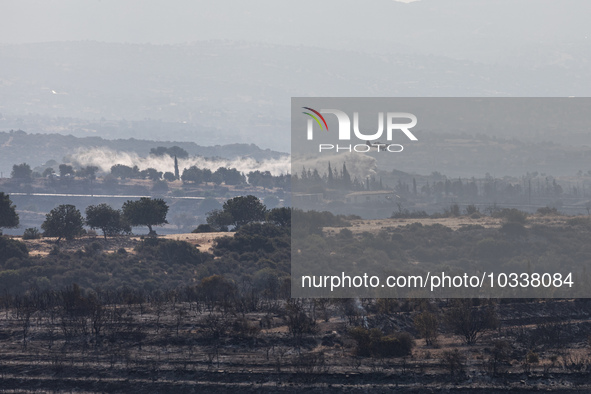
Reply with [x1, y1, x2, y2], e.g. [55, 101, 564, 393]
[1, 40, 590, 152]
[0, 130, 286, 176]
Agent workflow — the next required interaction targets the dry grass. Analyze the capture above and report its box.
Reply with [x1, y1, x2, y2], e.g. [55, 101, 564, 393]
[160, 232, 235, 253]
[18, 232, 235, 256]
[324, 214, 578, 236]
[324, 216, 503, 235]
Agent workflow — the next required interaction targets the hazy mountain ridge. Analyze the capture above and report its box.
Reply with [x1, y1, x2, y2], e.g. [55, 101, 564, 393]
[1, 40, 590, 152]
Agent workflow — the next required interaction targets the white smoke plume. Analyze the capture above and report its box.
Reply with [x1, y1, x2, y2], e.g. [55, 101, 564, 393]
[68, 147, 291, 176]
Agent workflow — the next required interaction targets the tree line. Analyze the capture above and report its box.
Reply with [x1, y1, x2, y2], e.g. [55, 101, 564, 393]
[9, 161, 289, 191]
[0, 192, 168, 241]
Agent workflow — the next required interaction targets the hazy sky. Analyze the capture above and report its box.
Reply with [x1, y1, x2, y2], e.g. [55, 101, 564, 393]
[1, 0, 590, 151]
[2, 0, 589, 60]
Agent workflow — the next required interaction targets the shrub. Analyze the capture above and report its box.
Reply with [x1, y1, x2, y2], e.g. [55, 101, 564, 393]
[391, 210, 428, 219]
[442, 349, 466, 376]
[23, 227, 41, 240]
[414, 311, 439, 346]
[526, 351, 539, 364]
[486, 340, 513, 376]
[0, 237, 28, 265]
[349, 327, 414, 357]
[493, 208, 528, 224]
[444, 299, 498, 345]
[338, 228, 353, 239]
[192, 224, 217, 233]
[378, 332, 414, 358]
[537, 206, 559, 216]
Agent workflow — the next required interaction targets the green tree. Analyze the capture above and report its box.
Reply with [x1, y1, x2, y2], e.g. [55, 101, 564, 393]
[213, 167, 245, 185]
[77, 166, 99, 180]
[221, 195, 267, 228]
[266, 207, 291, 227]
[122, 197, 169, 234]
[85, 203, 130, 240]
[181, 166, 206, 184]
[167, 146, 188, 159]
[41, 167, 55, 177]
[110, 164, 139, 179]
[41, 204, 84, 244]
[141, 167, 162, 181]
[0, 192, 20, 230]
[205, 209, 232, 231]
[11, 163, 32, 180]
[163, 171, 176, 182]
[58, 164, 74, 178]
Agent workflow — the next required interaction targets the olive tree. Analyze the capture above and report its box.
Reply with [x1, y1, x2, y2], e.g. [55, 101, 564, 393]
[85, 203, 130, 239]
[122, 197, 168, 235]
[41, 204, 84, 244]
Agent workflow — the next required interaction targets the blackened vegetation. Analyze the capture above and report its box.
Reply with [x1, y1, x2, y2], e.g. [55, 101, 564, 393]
[1, 213, 591, 391]
[298, 215, 591, 298]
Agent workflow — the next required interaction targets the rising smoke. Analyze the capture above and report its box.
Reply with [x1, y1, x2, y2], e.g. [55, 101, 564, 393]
[68, 147, 291, 176]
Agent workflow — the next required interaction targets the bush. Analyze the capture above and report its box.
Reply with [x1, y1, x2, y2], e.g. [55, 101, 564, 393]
[136, 238, 209, 265]
[486, 340, 513, 376]
[349, 327, 414, 358]
[378, 332, 414, 358]
[537, 206, 559, 216]
[22, 227, 41, 240]
[391, 210, 429, 219]
[493, 208, 528, 224]
[526, 351, 539, 364]
[0, 237, 28, 265]
[444, 299, 498, 345]
[192, 224, 217, 233]
[414, 311, 439, 346]
[338, 228, 353, 239]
